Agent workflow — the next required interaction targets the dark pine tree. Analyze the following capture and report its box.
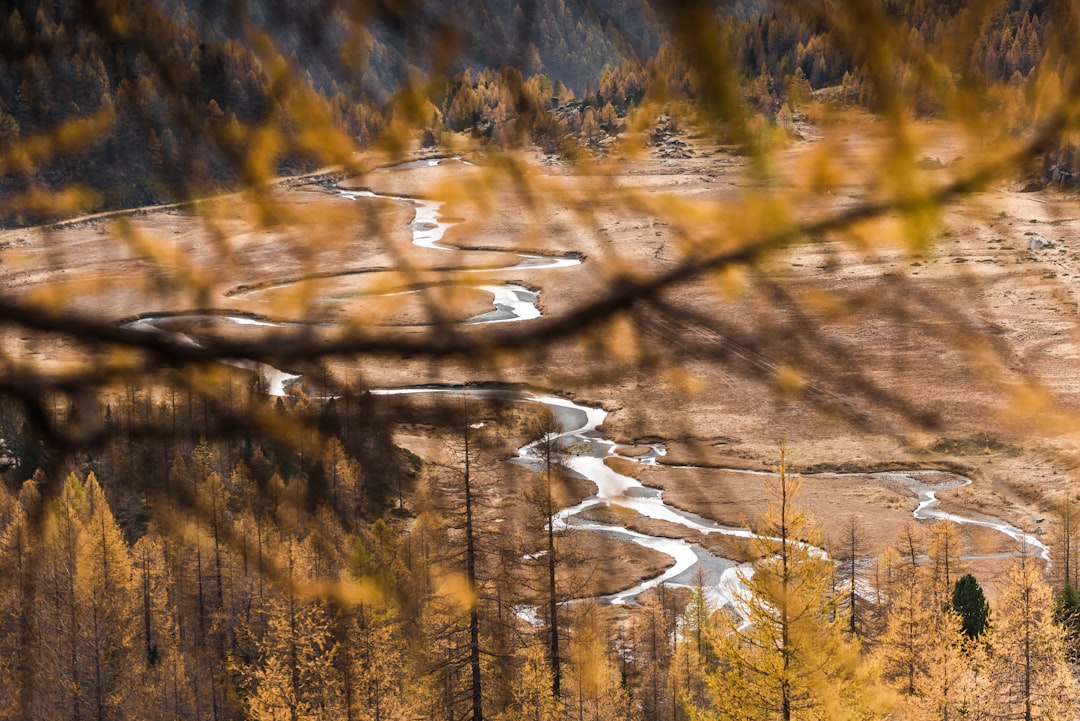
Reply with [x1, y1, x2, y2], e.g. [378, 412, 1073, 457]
[951, 573, 990, 639]
[1053, 583, 1080, 661]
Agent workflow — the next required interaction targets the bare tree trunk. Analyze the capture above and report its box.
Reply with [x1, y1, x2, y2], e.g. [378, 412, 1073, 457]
[462, 417, 484, 721]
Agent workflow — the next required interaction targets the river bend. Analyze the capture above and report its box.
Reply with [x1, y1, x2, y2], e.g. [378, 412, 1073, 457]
[128, 157, 1051, 607]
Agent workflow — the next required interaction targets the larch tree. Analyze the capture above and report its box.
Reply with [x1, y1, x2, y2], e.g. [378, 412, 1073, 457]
[521, 408, 569, 703]
[0, 488, 33, 720]
[563, 601, 632, 721]
[832, 515, 868, 638]
[496, 644, 563, 721]
[29, 472, 140, 721]
[131, 532, 197, 721]
[1049, 487, 1079, 590]
[926, 521, 966, 609]
[341, 604, 423, 721]
[876, 558, 935, 697]
[629, 592, 675, 721]
[7, 2, 1080, 721]
[899, 604, 979, 721]
[244, 539, 344, 721]
[987, 556, 1078, 721]
[673, 567, 711, 717]
[433, 396, 536, 721]
[31, 473, 88, 721]
[696, 444, 873, 721]
[415, 400, 507, 721]
[318, 436, 364, 526]
[77, 472, 139, 721]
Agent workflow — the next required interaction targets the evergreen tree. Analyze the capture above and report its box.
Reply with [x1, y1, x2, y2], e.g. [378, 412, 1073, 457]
[1052, 583, 1080, 661]
[951, 573, 989, 639]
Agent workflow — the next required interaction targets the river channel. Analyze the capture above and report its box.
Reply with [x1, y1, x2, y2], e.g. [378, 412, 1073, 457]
[130, 158, 1051, 606]
[342, 160, 1050, 603]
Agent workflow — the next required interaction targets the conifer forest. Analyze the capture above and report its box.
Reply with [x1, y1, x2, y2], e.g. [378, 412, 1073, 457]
[4, 1, 1080, 720]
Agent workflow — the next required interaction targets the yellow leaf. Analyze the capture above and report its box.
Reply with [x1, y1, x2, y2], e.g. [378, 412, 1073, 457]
[435, 571, 476, 611]
[773, 364, 806, 398]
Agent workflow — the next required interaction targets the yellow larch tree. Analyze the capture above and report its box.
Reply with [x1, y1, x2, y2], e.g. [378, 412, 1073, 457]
[563, 601, 632, 721]
[0, 484, 32, 720]
[695, 444, 877, 721]
[76, 472, 139, 721]
[986, 556, 1078, 721]
[495, 644, 563, 721]
[244, 539, 343, 721]
[876, 557, 934, 698]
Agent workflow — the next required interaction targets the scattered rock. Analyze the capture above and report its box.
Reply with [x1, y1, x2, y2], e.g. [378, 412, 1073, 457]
[1018, 176, 1046, 193]
[1028, 234, 1050, 250]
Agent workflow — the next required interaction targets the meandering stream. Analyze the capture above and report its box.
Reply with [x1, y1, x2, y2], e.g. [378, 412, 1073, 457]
[128, 157, 1051, 606]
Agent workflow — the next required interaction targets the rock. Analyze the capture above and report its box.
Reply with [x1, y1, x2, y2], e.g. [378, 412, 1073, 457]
[1029, 234, 1050, 250]
[1051, 163, 1073, 183]
[918, 156, 944, 170]
[1018, 177, 1045, 192]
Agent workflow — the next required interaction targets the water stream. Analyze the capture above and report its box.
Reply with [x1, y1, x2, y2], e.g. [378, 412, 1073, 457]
[126, 157, 1051, 607]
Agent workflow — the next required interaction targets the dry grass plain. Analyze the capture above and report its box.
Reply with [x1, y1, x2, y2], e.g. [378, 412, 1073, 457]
[5, 114, 1080, 599]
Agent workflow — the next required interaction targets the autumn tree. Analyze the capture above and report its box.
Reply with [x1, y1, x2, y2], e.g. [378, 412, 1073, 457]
[987, 556, 1078, 721]
[6, 3, 1080, 721]
[340, 603, 422, 721]
[131, 532, 197, 721]
[244, 540, 344, 721]
[697, 444, 872, 721]
[832, 515, 868, 638]
[672, 567, 711, 716]
[876, 543, 934, 697]
[1049, 488, 1079, 589]
[628, 592, 675, 720]
[563, 601, 632, 721]
[0, 486, 33, 720]
[521, 408, 570, 702]
[414, 397, 510, 721]
[496, 645, 563, 721]
[926, 521, 966, 608]
[29, 472, 141, 721]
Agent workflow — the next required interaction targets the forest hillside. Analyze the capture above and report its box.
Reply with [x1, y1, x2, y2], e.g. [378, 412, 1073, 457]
[2, 1, 1080, 721]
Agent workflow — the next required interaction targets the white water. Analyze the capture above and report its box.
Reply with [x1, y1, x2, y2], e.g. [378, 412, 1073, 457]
[129, 157, 1053, 609]
[374, 386, 751, 605]
[125, 315, 300, 396]
[915, 483, 1050, 562]
[337, 174, 580, 321]
[323, 160, 1057, 604]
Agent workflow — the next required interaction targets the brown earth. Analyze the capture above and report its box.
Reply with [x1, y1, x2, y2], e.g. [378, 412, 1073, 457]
[4, 113, 1079, 600]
